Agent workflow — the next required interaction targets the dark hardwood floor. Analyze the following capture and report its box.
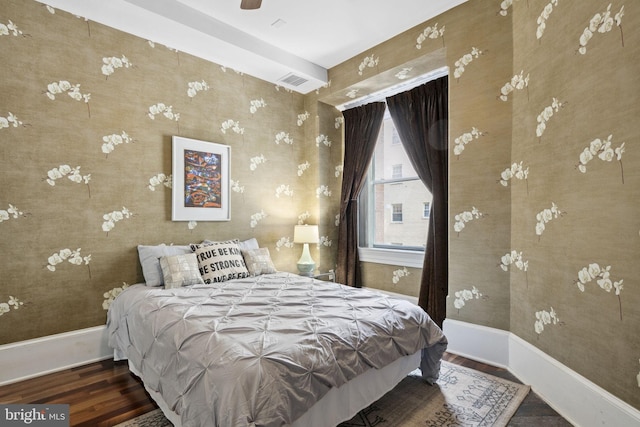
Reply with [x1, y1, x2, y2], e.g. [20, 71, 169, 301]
[0, 352, 572, 426]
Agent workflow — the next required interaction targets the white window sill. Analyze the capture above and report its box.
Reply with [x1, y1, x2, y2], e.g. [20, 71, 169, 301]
[358, 247, 424, 268]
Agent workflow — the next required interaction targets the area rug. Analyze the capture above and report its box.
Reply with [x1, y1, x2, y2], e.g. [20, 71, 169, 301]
[115, 361, 530, 427]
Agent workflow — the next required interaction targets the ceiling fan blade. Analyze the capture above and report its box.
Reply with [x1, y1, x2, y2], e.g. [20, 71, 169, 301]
[240, 0, 262, 9]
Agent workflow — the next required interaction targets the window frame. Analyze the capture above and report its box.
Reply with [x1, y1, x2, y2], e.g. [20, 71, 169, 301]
[358, 172, 429, 268]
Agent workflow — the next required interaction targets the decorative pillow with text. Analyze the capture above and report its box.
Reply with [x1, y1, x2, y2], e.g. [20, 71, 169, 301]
[192, 240, 250, 284]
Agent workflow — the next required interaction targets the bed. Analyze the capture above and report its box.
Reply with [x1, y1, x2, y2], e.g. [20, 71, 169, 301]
[107, 271, 447, 427]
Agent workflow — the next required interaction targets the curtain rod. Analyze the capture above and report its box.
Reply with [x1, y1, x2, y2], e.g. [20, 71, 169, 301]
[337, 66, 448, 111]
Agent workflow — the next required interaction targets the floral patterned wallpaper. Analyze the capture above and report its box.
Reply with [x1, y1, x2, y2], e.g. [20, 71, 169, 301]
[0, 0, 340, 343]
[1, 0, 639, 413]
[313, 0, 639, 412]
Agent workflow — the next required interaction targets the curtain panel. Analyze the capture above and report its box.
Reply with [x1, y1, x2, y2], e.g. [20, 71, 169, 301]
[336, 102, 386, 287]
[386, 76, 449, 327]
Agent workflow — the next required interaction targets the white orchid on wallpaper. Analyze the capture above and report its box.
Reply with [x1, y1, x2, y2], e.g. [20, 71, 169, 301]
[297, 161, 310, 177]
[576, 134, 625, 183]
[148, 173, 171, 191]
[498, 0, 513, 16]
[249, 98, 267, 114]
[335, 116, 344, 129]
[0, 204, 27, 223]
[297, 111, 310, 126]
[395, 67, 413, 80]
[102, 131, 134, 156]
[536, 98, 565, 138]
[275, 236, 294, 251]
[102, 207, 133, 234]
[316, 185, 332, 198]
[298, 211, 311, 225]
[45, 80, 91, 117]
[45, 165, 91, 196]
[453, 286, 482, 310]
[146, 41, 181, 56]
[221, 119, 244, 134]
[534, 307, 561, 335]
[453, 47, 483, 80]
[500, 250, 529, 272]
[318, 236, 333, 247]
[46, 248, 92, 278]
[575, 262, 624, 320]
[416, 23, 445, 49]
[578, 4, 625, 55]
[188, 220, 197, 230]
[316, 134, 332, 147]
[275, 84, 294, 93]
[0, 296, 24, 317]
[335, 214, 340, 227]
[358, 54, 379, 75]
[500, 250, 529, 286]
[148, 103, 180, 123]
[249, 155, 267, 171]
[453, 207, 485, 234]
[536, 0, 559, 40]
[453, 127, 485, 157]
[0, 20, 24, 37]
[0, 112, 24, 129]
[250, 210, 267, 228]
[535, 202, 564, 237]
[231, 179, 245, 193]
[499, 161, 529, 187]
[101, 55, 133, 78]
[102, 283, 129, 310]
[275, 184, 293, 198]
[346, 89, 360, 99]
[275, 131, 293, 145]
[335, 165, 343, 178]
[392, 267, 410, 284]
[499, 70, 529, 101]
[187, 80, 209, 98]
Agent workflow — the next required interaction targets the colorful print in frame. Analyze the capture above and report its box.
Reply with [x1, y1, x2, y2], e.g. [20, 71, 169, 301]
[172, 136, 230, 221]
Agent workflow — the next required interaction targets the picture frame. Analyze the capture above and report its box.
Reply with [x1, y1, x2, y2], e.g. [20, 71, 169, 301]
[171, 136, 231, 221]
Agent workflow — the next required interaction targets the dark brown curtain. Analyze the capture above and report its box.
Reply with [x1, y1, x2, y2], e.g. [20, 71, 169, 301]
[385, 76, 448, 327]
[336, 102, 386, 287]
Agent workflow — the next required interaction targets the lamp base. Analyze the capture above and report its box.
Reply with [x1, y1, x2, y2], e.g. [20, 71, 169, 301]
[297, 262, 315, 277]
[296, 243, 315, 276]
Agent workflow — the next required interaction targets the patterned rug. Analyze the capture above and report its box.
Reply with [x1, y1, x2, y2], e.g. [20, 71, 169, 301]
[115, 361, 530, 427]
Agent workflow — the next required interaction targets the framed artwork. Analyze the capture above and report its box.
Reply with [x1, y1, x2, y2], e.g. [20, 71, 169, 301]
[172, 136, 231, 221]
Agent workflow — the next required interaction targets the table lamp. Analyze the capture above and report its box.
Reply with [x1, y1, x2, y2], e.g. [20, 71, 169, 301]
[293, 224, 319, 276]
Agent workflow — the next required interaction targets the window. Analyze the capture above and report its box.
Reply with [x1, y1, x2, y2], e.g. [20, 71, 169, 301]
[358, 111, 432, 253]
[392, 164, 402, 179]
[391, 204, 403, 222]
[391, 127, 401, 145]
[423, 202, 431, 219]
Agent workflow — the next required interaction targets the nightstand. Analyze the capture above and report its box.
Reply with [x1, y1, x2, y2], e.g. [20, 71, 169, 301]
[313, 270, 335, 281]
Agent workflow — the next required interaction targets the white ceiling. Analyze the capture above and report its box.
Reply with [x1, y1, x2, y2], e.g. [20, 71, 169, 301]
[37, 0, 466, 93]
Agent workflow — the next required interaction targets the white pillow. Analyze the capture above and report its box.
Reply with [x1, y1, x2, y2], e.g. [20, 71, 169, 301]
[160, 253, 204, 288]
[192, 240, 250, 284]
[137, 244, 192, 286]
[238, 238, 259, 252]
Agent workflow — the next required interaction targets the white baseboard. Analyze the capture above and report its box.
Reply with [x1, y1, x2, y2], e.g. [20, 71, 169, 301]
[0, 326, 112, 386]
[443, 318, 640, 426]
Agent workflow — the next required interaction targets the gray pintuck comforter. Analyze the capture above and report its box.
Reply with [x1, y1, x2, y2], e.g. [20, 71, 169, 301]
[107, 272, 447, 427]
